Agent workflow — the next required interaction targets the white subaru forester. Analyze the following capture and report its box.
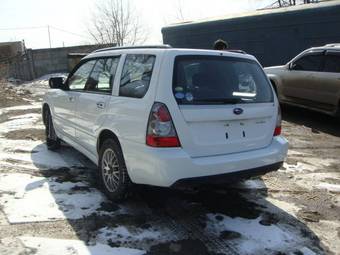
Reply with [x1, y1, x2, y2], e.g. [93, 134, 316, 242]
[43, 45, 288, 201]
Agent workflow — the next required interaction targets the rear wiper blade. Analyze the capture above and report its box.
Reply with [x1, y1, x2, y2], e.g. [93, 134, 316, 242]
[193, 98, 242, 104]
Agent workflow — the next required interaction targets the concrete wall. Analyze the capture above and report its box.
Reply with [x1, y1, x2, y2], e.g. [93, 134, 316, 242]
[0, 41, 24, 60]
[0, 51, 34, 81]
[162, 2, 340, 67]
[30, 44, 112, 78]
[1, 44, 113, 81]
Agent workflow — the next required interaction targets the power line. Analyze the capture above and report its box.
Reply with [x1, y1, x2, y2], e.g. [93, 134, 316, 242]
[0, 26, 46, 30]
[0, 25, 90, 39]
[0, 25, 92, 48]
[49, 25, 91, 39]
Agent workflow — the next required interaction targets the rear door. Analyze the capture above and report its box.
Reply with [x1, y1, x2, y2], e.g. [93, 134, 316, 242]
[75, 56, 120, 154]
[170, 55, 276, 158]
[319, 51, 340, 110]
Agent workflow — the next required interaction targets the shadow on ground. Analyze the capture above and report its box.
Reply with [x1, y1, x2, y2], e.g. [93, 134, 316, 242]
[281, 104, 340, 137]
[25, 141, 330, 254]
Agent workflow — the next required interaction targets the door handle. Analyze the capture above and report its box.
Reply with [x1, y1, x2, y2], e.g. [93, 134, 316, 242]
[68, 96, 75, 102]
[96, 102, 105, 109]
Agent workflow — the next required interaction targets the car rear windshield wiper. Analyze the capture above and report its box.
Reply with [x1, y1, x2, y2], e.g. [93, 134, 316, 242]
[192, 98, 243, 104]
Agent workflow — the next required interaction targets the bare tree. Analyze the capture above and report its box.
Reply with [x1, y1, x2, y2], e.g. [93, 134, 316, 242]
[88, 0, 147, 46]
[175, 0, 186, 21]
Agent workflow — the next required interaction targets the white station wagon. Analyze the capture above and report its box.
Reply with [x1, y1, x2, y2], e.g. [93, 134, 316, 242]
[43, 45, 288, 201]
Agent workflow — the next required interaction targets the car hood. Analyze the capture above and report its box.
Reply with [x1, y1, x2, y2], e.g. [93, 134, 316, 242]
[264, 65, 285, 74]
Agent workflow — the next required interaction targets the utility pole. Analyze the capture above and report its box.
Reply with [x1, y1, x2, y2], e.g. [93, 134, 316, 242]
[47, 25, 51, 48]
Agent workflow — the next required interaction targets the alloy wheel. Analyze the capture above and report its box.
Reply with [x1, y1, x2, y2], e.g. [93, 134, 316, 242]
[101, 148, 120, 192]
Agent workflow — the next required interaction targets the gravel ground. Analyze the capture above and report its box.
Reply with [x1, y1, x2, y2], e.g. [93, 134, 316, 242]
[0, 79, 339, 255]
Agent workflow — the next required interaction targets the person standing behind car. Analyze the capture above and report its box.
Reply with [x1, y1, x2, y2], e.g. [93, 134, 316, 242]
[213, 39, 228, 50]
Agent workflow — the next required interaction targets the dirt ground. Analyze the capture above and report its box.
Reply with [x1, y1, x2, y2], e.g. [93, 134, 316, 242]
[0, 80, 339, 255]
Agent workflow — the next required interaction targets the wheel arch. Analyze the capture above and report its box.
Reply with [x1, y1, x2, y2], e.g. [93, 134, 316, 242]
[269, 78, 278, 95]
[97, 129, 122, 154]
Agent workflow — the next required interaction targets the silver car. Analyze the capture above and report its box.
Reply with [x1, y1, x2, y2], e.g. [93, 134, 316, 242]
[265, 44, 340, 117]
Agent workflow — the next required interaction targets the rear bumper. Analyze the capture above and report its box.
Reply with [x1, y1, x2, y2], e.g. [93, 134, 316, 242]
[171, 162, 282, 187]
[120, 136, 288, 187]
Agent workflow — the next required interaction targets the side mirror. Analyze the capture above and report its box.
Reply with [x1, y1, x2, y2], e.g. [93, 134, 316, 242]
[49, 77, 66, 89]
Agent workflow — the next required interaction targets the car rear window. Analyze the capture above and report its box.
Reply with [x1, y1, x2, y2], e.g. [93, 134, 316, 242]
[173, 55, 273, 105]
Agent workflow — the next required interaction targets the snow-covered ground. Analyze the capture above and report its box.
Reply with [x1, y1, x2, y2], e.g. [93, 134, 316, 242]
[0, 77, 339, 255]
[0, 173, 107, 223]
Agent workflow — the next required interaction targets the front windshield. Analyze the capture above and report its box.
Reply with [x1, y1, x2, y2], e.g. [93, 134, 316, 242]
[173, 55, 273, 105]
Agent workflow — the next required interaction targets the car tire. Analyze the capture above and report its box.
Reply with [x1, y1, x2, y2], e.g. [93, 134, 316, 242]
[98, 139, 131, 201]
[45, 108, 61, 151]
[335, 103, 340, 119]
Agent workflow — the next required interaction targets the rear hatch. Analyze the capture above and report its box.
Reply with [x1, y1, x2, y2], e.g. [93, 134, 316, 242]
[172, 55, 276, 158]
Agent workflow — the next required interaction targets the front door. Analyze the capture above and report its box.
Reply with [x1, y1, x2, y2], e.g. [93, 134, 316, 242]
[53, 59, 97, 138]
[283, 51, 325, 107]
[52, 89, 79, 137]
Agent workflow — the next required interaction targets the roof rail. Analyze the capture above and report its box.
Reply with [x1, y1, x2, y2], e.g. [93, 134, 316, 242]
[93, 44, 172, 53]
[226, 49, 247, 54]
[324, 43, 340, 47]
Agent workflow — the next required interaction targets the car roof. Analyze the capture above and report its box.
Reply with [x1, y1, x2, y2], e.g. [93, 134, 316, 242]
[285, 43, 340, 65]
[307, 43, 340, 52]
[83, 45, 257, 62]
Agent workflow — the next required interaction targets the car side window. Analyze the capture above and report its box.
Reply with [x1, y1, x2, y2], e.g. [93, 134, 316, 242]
[292, 53, 324, 72]
[85, 57, 120, 93]
[119, 54, 156, 98]
[324, 53, 340, 73]
[68, 60, 96, 90]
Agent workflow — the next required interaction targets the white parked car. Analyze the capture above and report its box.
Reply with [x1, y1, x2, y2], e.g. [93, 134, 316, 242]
[43, 46, 288, 201]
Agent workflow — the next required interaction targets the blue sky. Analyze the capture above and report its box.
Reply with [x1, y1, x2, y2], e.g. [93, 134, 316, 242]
[0, 0, 273, 49]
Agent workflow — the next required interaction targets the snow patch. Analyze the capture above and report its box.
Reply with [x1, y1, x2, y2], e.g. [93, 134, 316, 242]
[0, 102, 82, 170]
[237, 179, 267, 190]
[9, 73, 67, 97]
[0, 140, 83, 170]
[264, 197, 300, 217]
[283, 162, 316, 172]
[20, 237, 145, 255]
[0, 104, 41, 116]
[0, 173, 106, 223]
[0, 113, 42, 134]
[97, 225, 175, 249]
[8, 113, 40, 121]
[205, 213, 299, 254]
[299, 247, 317, 255]
[316, 182, 340, 192]
[287, 149, 309, 156]
[303, 157, 338, 168]
[294, 172, 340, 192]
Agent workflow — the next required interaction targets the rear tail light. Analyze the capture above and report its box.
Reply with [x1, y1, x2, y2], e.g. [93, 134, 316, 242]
[274, 104, 282, 136]
[146, 102, 181, 147]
